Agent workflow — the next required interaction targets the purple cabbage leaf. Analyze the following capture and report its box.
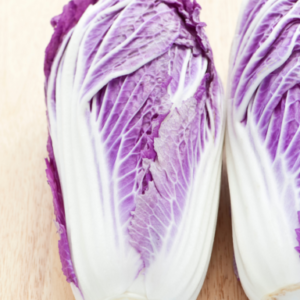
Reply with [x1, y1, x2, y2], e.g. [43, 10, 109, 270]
[45, 0, 224, 299]
[226, 0, 300, 299]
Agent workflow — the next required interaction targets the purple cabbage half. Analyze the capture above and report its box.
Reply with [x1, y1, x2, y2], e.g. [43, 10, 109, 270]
[226, 0, 300, 299]
[45, 0, 224, 299]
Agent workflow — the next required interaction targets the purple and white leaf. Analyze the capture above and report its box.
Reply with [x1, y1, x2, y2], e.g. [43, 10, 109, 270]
[45, 0, 224, 299]
[227, 0, 300, 299]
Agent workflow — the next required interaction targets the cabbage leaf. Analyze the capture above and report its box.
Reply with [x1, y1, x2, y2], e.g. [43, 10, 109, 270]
[45, 0, 224, 299]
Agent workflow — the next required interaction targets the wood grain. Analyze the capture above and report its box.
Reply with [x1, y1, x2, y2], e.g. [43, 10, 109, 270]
[0, 0, 248, 299]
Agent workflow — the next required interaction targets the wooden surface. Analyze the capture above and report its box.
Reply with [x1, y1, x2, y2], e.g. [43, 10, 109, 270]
[0, 0, 248, 299]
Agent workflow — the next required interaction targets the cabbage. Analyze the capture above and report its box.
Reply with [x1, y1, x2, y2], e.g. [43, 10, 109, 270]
[45, 0, 224, 299]
[226, 0, 300, 299]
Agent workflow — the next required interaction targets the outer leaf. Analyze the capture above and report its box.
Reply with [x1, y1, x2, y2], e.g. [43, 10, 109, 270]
[45, 0, 224, 299]
[227, 0, 300, 299]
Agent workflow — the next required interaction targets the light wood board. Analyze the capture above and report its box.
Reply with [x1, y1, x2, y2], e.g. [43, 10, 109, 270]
[0, 0, 248, 299]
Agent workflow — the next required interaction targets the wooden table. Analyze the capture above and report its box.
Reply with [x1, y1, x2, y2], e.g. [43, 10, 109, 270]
[0, 0, 248, 299]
